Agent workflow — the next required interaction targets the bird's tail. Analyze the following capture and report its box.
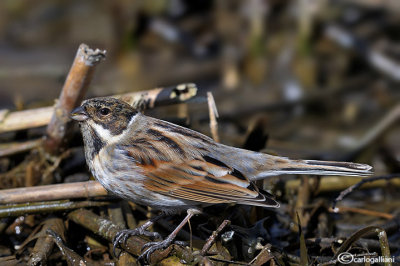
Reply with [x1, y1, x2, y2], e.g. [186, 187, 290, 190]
[251, 155, 373, 180]
[216, 146, 373, 180]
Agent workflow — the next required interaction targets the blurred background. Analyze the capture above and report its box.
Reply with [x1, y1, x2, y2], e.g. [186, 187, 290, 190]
[1, 0, 400, 171]
[1, 1, 400, 263]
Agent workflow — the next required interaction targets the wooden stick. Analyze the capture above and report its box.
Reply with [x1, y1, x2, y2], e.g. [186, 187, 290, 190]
[207, 92, 220, 142]
[45, 44, 106, 154]
[0, 83, 199, 134]
[0, 181, 107, 204]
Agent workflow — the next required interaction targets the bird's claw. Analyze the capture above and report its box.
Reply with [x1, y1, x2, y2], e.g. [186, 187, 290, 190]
[139, 240, 171, 263]
[112, 228, 162, 257]
[138, 239, 189, 263]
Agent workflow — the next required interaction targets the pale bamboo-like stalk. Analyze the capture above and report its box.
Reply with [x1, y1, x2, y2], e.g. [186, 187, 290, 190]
[0, 83, 199, 135]
[0, 181, 107, 204]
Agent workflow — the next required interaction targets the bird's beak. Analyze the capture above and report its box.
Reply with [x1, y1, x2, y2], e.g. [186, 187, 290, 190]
[70, 106, 88, 121]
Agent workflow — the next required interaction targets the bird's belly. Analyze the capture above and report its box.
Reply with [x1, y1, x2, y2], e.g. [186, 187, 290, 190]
[90, 155, 191, 209]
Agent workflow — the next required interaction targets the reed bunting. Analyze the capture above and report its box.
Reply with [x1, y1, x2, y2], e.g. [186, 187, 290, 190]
[71, 97, 372, 261]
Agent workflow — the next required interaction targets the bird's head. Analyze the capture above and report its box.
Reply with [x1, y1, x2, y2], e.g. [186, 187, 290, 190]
[70, 97, 138, 138]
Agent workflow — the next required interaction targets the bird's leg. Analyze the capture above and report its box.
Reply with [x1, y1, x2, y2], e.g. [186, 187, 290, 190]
[113, 213, 165, 256]
[139, 208, 201, 263]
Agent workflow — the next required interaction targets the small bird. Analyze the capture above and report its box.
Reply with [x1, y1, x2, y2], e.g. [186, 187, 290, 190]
[71, 97, 372, 261]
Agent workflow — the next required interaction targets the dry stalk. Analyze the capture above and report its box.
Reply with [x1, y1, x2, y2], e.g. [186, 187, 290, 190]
[207, 92, 220, 142]
[0, 83, 199, 135]
[0, 181, 107, 204]
[45, 44, 106, 154]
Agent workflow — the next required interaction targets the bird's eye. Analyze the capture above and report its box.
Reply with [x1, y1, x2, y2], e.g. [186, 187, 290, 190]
[99, 107, 110, 116]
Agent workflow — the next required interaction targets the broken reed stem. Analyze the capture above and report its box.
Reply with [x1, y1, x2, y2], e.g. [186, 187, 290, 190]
[68, 209, 192, 263]
[0, 83, 199, 135]
[116, 83, 198, 110]
[45, 44, 106, 154]
[207, 92, 220, 142]
[0, 181, 107, 204]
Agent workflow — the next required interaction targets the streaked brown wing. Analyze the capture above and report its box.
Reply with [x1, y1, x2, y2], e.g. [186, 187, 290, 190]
[141, 158, 279, 208]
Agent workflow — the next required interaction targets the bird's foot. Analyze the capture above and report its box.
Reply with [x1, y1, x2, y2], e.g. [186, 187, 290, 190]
[139, 237, 188, 263]
[113, 227, 162, 257]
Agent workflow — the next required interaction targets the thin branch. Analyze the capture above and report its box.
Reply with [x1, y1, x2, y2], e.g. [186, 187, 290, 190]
[201, 219, 230, 256]
[45, 44, 106, 154]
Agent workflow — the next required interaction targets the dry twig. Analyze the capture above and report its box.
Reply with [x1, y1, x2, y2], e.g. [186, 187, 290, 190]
[45, 44, 106, 154]
[201, 219, 230, 256]
[207, 91, 220, 142]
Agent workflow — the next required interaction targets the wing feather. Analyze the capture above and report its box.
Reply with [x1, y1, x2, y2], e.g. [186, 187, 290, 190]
[141, 158, 278, 207]
[114, 136, 279, 208]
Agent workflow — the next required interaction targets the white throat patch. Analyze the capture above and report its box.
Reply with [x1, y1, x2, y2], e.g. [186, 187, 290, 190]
[87, 114, 136, 144]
